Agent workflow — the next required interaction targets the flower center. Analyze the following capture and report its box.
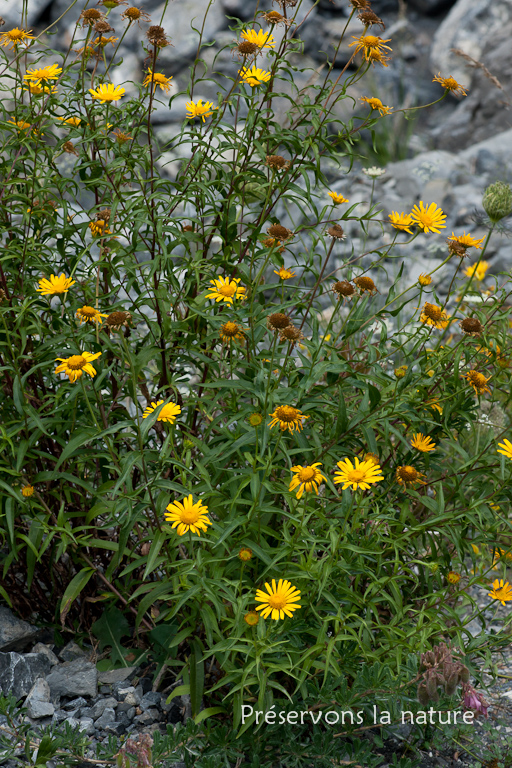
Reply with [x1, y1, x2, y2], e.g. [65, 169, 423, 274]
[298, 467, 316, 482]
[348, 469, 365, 481]
[363, 35, 380, 47]
[267, 594, 286, 610]
[423, 303, 442, 321]
[222, 322, 239, 336]
[81, 307, 97, 317]
[67, 355, 86, 370]
[180, 508, 200, 524]
[275, 406, 298, 422]
[398, 466, 418, 481]
[9, 30, 25, 40]
[218, 284, 235, 297]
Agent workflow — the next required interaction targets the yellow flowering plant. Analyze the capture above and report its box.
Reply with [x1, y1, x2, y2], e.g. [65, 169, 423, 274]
[1, 1, 512, 765]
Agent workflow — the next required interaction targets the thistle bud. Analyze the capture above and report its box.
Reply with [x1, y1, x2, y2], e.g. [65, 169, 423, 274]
[459, 665, 470, 683]
[426, 671, 438, 700]
[482, 181, 512, 223]
[445, 671, 458, 696]
[417, 683, 429, 706]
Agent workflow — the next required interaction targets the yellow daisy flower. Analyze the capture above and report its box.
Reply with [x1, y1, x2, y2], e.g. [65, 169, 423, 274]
[447, 571, 461, 584]
[333, 457, 384, 491]
[57, 116, 82, 127]
[432, 73, 467, 97]
[360, 96, 392, 115]
[410, 201, 447, 234]
[89, 83, 125, 102]
[22, 485, 35, 497]
[268, 405, 309, 433]
[289, 462, 326, 499]
[389, 211, 414, 233]
[239, 547, 253, 561]
[274, 266, 296, 280]
[206, 276, 246, 305]
[24, 83, 57, 95]
[328, 191, 349, 205]
[23, 64, 62, 85]
[464, 261, 489, 281]
[349, 34, 392, 63]
[185, 99, 217, 122]
[446, 231, 485, 250]
[239, 65, 271, 87]
[248, 413, 263, 427]
[497, 438, 512, 460]
[164, 494, 211, 536]
[244, 611, 259, 626]
[410, 433, 436, 452]
[142, 400, 181, 424]
[418, 273, 432, 286]
[0, 27, 35, 50]
[36, 273, 76, 295]
[240, 29, 275, 49]
[143, 68, 173, 93]
[419, 302, 451, 330]
[89, 220, 113, 237]
[76, 306, 108, 324]
[255, 578, 301, 620]
[395, 465, 426, 487]
[464, 370, 491, 396]
[54, 351, 101, 382]
[488, 579, 512, 606]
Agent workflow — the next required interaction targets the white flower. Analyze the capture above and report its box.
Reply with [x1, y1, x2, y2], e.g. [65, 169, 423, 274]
[362, 166, 386, 178]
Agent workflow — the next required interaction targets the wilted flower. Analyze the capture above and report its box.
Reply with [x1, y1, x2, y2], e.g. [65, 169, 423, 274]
[433, 73, 467, 97]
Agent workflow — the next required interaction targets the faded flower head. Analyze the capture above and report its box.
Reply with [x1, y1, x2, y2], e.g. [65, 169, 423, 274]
[267, 312, 291, 331]
[105, 311, 132, 331]
[267, 223, 293, 241]
[464, 370, 491, 396]
[433, 73, 467, 97]
[395, 465, 426, 487]
[353, 275, 377, 295]
[332, 280, 355, 298]
[360, 96, 392, 115]
[266, 154, 290, 170]
[326, 224, 345, 239]
[279, 325, 304, 343]
[459, 317, 483, 336]
[420, 302, 451, 330]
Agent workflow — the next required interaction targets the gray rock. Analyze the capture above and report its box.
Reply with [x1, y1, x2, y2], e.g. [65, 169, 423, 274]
[79, 717, 95, 735]
[25, 678, 54, 719]
[99, 667, 137, 685]
[94, 707, 116, 729]
[59, 641, 90, 663]
[140, 691, 163, 711]
[0, 0, 53, 27]
[0, 608, 40, 653]
[123, 691, 140, 706]
[31, 644, 59, 666]
[46, 660, 98, 700]
[220, 0, 259, 19]
[82, 696, 118, 720]
[0, 653, 51, 700]
[134, 708, 160, 725]
[104, 721, 127, 736]
[62, 696, 87, 711]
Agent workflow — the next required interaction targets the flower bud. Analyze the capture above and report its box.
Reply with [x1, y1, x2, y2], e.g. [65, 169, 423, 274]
[482, 181, 512, 223]
[417, 683, 429, 706]
[426, 671, 438, 700]
[445, 671, 458, 696]
[459, 665, 470, 683]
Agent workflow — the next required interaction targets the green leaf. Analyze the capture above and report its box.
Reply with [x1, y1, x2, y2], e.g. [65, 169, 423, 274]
[91, 607, 132, 667]
[194, 706, 225, 724]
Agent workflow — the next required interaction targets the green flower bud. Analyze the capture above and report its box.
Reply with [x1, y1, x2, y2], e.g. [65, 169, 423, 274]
[482, 181, 512, 223]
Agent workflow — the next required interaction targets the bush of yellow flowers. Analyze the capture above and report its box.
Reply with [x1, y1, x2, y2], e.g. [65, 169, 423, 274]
[1, 0, 512, 765]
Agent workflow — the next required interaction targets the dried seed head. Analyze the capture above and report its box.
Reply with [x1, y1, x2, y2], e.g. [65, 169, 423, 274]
[266, 154, 289, 170]
[62, 141, 78, 155]
[267, 223, 293, 241]
[279, 325, 304, 342]
[94, 20, 114, 33]
[182, 224, 194, 232]
[358, 10, 385, 28]
[332, 280, 355, 297]
[105, 311, 132, 331]
[267, 312, 291, 331]
[447, 238, 468, 258]
[422, 303, 443, 322]
[327, 223, 345, 239]
[350, 0, 370, 8]
[96, 207, 112, 224]
[80, 8, 103, 26]
[353, 275, 377, 294]
[237, 40, 258, 56]
[417, 683, 430, 706]
[459, 317, 483, 335]
[147, 25, 169, 46]
[261, 10, 291, 26]
[262, 236, 285, 253]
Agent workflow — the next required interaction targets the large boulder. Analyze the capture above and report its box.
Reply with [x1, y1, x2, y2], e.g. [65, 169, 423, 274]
[0, 606, 40, 652]
[0, 652, 51, 700]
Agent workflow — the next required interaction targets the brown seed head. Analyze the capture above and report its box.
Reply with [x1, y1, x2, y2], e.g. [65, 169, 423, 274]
[422, 303, 443, 322]
[358, 10, 385, 28]
[237, 40, 258, 56]
[62, 141, 78, 156]
[354, 275, 377, 294]
[267, 223, 293, 241]
[147, 25, 169, 46]
[332, 280, 355, 297]
[266, 154, 289, 170]
[327, 224, 345, 239]
[459, 317, 483, 335]
[350, 0, 370, 8]
[279, 325, 304, 342]
[447, 238, 468, 258]
[261, 10, 291, 26]
[182, 224, 194, 232]
[262, 237, 285, 253]
[0, 289, 6, 302]
[96, 207, 112, 224]
[94, 20, 114, 33]
[105, 311, 132, 331]
[80, 8, 103, 26]
[267, 312, 291, 331]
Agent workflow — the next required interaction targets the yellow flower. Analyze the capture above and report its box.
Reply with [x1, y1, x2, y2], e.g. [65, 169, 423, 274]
[244, 610, 260, 626]
[410, 433, 436, 452]
[274, 266, 296, 280]
[497, 438, 512, 460]
[219, 321, 246, 343]
[418, 273, 432, 286]
[360, 96, 392, 115]
[289, 462, 326, 500]
[239, 65, 271, 87]
[364, 452, 379, 465]
[446, 231, 485, 250]
[464, 261, 489, 281]
[185, 99, 217, 122]
[164, 495, 211, 536]
[57, 116, 82, 127]
[36, 273, 76, 295]
[471, 543, 480, 554]
[0, 27, 35, 50]
[268, 405, 309, 433]
[395, 465, 426, 487]
[24, 83, 57, 95]
[240, 29, 275, 48]
[206, 276, 246, 305]
[349, 34, 392, 64]
[23, 64, 62, 85]
[447, 571, 461, 584]
[328, 191, 349, 205]
[389, 211, 414, 233]
[143, 68, 173, 93]
[76, 306, 108, 324]
[425, 397, 443, 415]
[239, 547, 253, 561]
[493, 548, 512, 563]
[89, 83, 125, 103]
[112, 129, 133, 143]
[248, 413, 263, 427]
[433, 73, 467, 97]
[142, 400, 181, 424]
[488, 579, 512, 606]
[394, 365, 407, 379]
[255, 579, 301, 620]
[22, 485, 35, 497]
[92, 35, 118, 47]
[8, 119, 37, 134]
[464, 370, 491, 396]
[333, 457, 384, 491]
[419, 302, 451, 330]
[410, 201, 447, 234]
[54, 351, 101, 383]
